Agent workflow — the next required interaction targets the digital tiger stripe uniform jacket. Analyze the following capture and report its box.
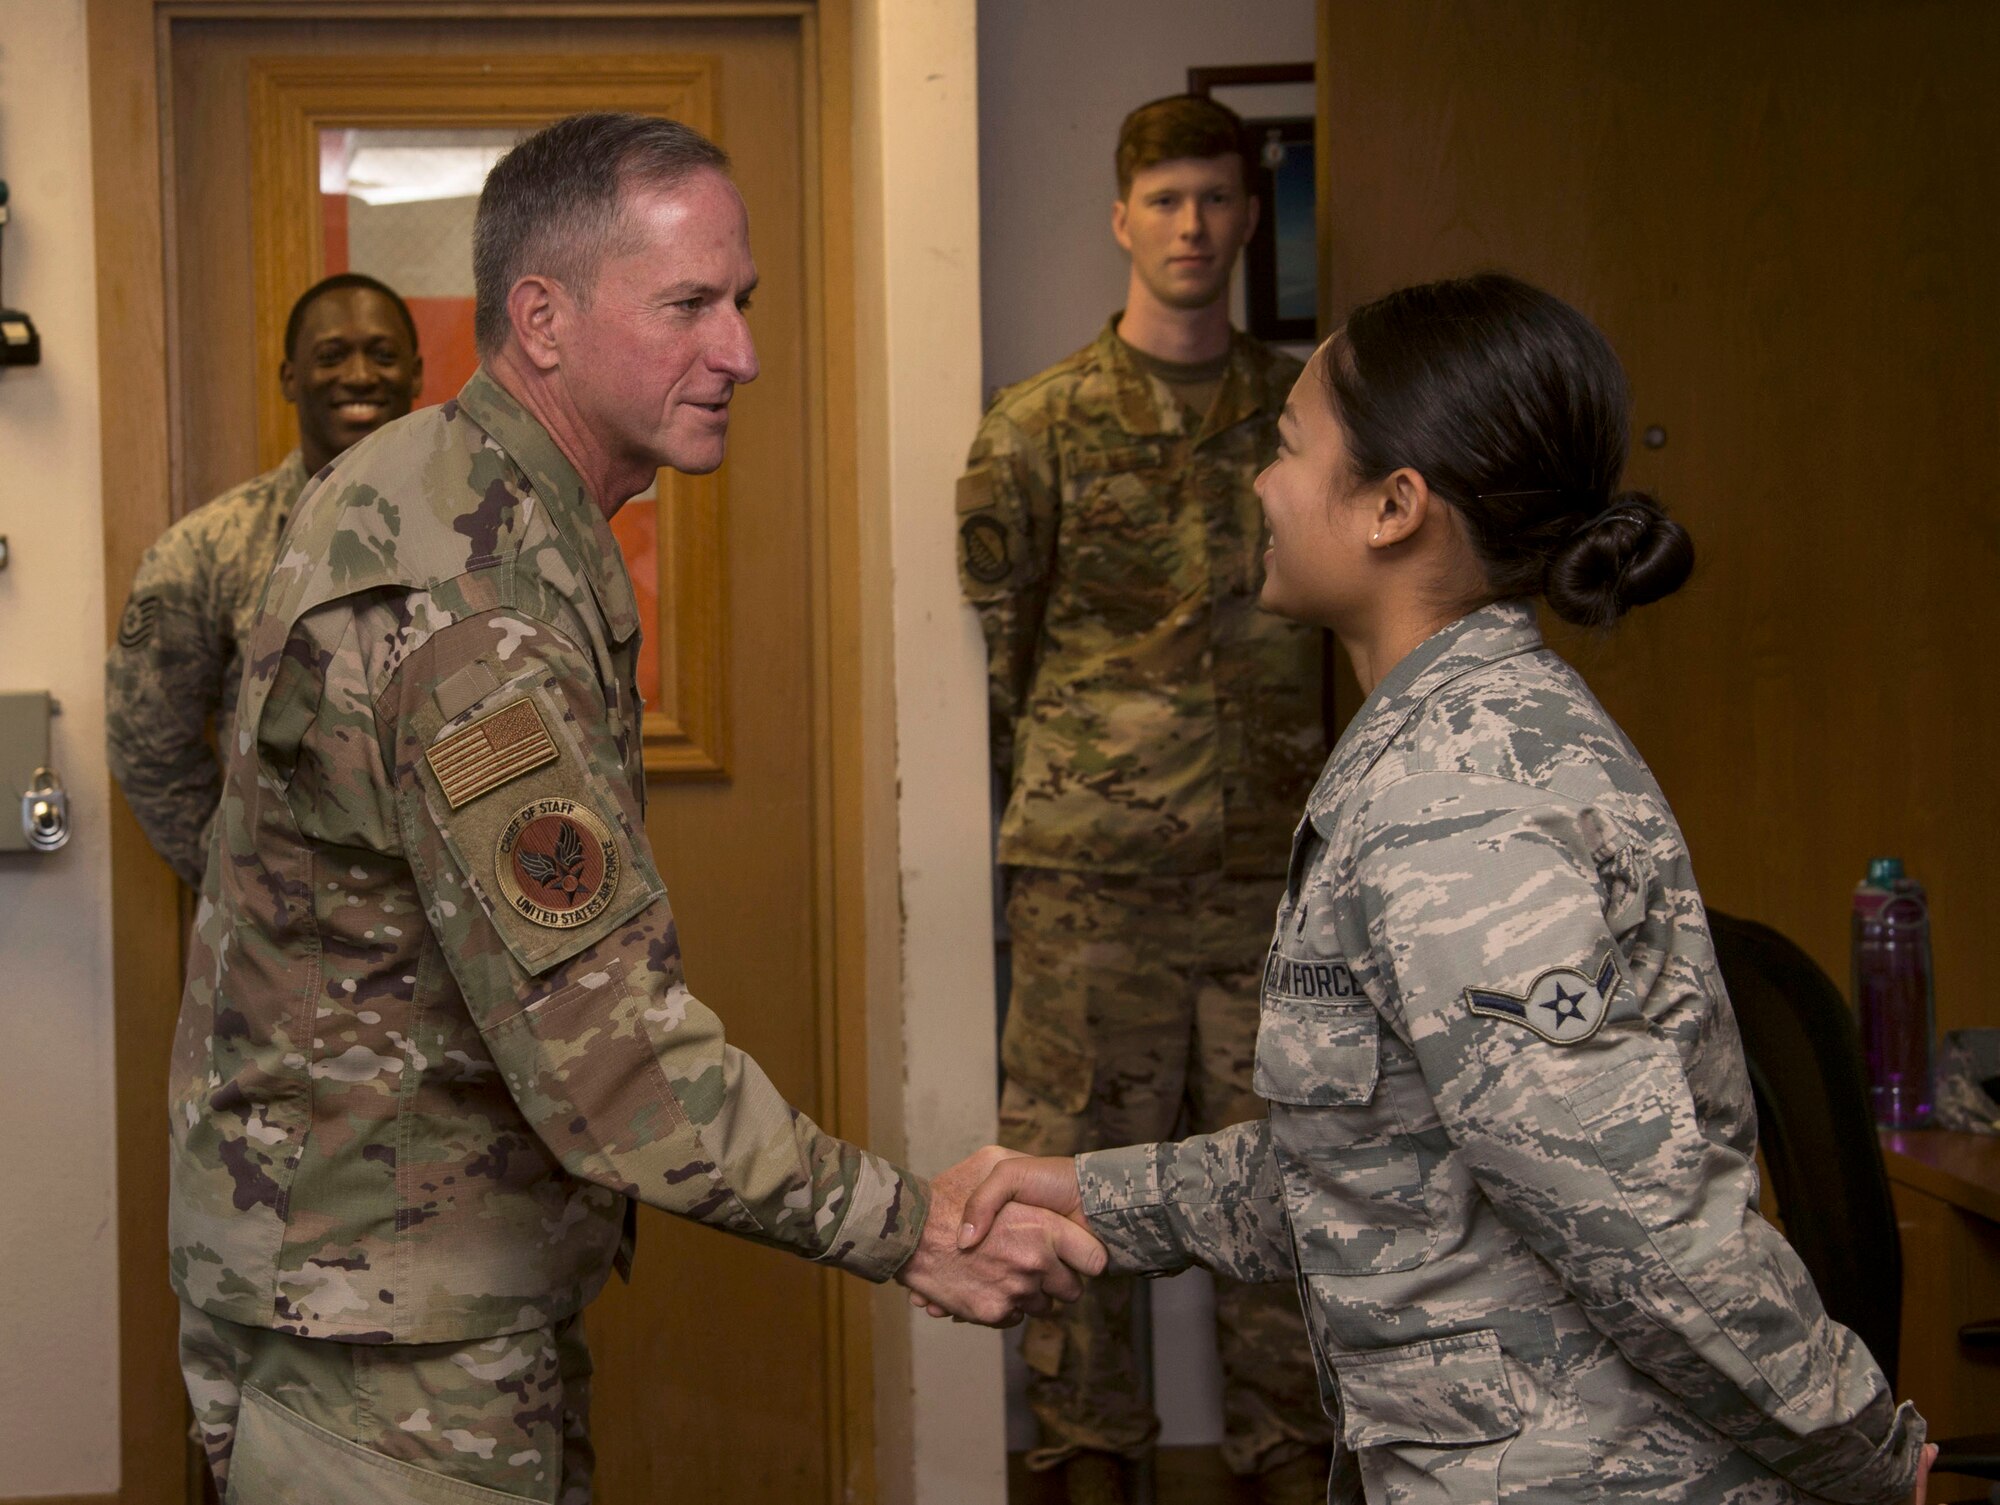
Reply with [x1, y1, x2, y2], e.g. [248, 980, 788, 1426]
[1074, 603, 1924, 1504]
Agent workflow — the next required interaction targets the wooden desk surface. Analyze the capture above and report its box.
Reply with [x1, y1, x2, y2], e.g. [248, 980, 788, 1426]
[1882, 1128, 2000, 1224]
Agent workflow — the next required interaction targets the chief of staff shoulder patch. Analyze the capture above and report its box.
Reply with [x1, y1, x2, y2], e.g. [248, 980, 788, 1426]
[1465, 953, 1618, 1045]
[496, 797, 621, 929]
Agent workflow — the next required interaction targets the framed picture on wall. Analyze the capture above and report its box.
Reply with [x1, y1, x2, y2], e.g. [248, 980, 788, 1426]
[1188, 63, 1316, 343]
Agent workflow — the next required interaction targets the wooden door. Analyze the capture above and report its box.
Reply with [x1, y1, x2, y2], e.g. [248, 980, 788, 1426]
[167, 15, 846, 1501]
[1316, 1, 2000, 1037]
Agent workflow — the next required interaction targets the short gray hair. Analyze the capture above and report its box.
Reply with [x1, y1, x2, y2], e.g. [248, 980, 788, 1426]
[472, 111, 731, 355]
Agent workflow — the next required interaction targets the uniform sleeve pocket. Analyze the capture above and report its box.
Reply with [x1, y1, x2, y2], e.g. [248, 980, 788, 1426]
[1254, 995, 1379, 1106]
[1563, 1045, 1707, 1237]
[409, 672, 663, 983]
[1334, 1330, 1522, 1449]
[1562, 1042, 1828, 1411]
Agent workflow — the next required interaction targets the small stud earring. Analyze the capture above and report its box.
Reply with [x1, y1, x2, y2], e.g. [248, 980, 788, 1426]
[1372, 531, 1381, 543]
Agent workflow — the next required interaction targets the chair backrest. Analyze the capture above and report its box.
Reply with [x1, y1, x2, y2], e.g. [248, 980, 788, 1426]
[1705, 909, 1902, 1385]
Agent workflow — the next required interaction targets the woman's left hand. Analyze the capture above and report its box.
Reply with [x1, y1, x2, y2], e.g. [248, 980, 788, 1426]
[1904, 1442, 1938, 1505]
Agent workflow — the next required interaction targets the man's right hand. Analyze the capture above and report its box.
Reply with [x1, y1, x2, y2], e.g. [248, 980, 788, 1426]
[896, 1146, 1106, 1327]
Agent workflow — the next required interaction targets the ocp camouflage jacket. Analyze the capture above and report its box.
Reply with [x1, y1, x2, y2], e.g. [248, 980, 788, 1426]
[1076, 603, 1922, 1503]
[169, 370, 925, 1344]
[956, 320, 1324, 876]
[107, 451, 307, 885]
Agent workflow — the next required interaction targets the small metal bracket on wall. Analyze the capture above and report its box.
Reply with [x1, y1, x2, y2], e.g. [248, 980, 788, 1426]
[0, 691, 69, 853]
[0, 180, 44, 370]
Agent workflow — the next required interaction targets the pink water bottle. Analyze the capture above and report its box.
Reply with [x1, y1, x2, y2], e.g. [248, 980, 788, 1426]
[1852, 857, 1935, 1128]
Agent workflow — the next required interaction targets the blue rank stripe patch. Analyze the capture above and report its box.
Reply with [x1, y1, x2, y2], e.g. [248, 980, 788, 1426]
[1464, 951, 1619, 1046]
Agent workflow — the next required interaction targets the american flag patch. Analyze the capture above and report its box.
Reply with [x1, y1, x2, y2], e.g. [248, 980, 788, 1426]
[425, 698, 559, 809]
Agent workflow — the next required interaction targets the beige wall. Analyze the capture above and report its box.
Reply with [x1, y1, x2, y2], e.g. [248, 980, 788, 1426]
[0, 0, 121, 1495]
[852, 1, 1010, 1501]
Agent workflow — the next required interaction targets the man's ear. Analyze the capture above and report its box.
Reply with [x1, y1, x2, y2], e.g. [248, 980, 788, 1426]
[279, 357, 299, 407]
[1111, 196, 1133, 254]
[1242, 191, 1262, 244]
[507, 274, 565, 372]
[408, 351, 425, 403]
[1368, 468, 1434, 549]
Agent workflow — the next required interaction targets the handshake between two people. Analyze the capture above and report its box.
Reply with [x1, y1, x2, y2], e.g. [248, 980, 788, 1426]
[894, 1147, 1099, 1326]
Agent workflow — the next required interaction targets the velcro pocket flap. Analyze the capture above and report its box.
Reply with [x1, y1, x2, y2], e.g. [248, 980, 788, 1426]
[1254, 994, 1379, 1107]
[408, 668, 663, 981]
[1333, 1330, 1523, 1450]
[230, 1385, 543, 1504]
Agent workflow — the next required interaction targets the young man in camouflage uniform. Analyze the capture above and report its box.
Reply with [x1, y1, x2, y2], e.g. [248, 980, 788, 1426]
[106, 273, 425, 885]
[169, 113, 1104, 1503]
[956, 96, 1334, 1504]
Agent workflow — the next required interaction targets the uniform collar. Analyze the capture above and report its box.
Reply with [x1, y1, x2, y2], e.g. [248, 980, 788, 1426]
[271, 449, 309, 523]
[1088, 315, 1283, 443]
[454, 367, 641, 643]
[1307, 600, 1546, 831]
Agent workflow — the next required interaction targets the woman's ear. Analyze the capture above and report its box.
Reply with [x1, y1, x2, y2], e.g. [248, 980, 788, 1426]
[1368, 467, 1433, 548]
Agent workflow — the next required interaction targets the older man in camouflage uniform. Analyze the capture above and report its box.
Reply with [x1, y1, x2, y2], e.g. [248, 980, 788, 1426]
[958, 96, 1332, 1503]
[170, 113, 1102, 1504]
[969, 603, 1931, 1504]
[107, 273, 424, 885]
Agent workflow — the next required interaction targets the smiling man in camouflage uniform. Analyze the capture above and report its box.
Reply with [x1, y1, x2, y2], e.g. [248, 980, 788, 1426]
[170, 112, 1104, 1504]
[106, 273, 424, 885]
[957, 96, 1332, 1504]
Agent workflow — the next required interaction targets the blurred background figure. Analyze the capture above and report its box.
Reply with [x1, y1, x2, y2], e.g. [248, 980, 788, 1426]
[956, 94, 1332, 1505]
[105, 272, 423, 884]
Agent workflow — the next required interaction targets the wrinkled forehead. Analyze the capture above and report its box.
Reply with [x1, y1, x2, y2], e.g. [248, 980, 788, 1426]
[608, 166, 749, 251]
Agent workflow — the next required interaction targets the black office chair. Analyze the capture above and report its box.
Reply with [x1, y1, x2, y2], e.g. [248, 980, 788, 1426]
[1708, 910, 2000, 1492]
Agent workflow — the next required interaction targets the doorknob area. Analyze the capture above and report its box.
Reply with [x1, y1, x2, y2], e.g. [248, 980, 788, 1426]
[1642, 425, 1667, 450]
[0, 691, 69, 854]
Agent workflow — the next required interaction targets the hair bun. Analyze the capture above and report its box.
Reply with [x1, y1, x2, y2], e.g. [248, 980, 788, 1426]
[1543, 490, 1695, 627]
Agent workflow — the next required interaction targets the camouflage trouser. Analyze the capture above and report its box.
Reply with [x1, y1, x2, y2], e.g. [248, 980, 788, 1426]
[178, 1297, 593, 1503]
[999, 867, 1333, 1476]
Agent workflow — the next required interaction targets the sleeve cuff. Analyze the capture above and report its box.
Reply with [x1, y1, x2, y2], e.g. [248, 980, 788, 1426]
[820, 1151, 929, 1284]
[1078, 1142, 1186, 1275]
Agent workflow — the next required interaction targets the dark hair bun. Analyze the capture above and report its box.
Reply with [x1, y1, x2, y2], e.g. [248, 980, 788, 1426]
[1543, 491, 1695, 627]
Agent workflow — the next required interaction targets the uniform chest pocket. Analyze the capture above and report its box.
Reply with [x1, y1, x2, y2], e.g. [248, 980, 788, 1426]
[1253, 993, 1379, 1107]
[1257, 992, 1440, 1274]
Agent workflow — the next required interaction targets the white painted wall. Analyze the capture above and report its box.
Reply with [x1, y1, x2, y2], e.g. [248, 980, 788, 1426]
[0, 0, 121, 1495]
[974, 0, 1318, 1452]
[852, 2, 1009, 1503]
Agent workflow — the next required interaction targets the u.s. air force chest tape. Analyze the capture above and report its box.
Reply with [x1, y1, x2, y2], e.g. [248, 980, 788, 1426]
[1254, 941, 1381, 1108]
[409, 661, 661, 977]
[1464, 953, 1618, 1046]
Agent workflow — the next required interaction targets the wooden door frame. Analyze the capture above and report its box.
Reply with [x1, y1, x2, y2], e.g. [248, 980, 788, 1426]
[80, 3, 877, 1502]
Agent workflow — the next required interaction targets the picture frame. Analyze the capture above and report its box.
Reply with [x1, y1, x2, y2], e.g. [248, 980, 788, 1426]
[1188, 64, 1317, 343]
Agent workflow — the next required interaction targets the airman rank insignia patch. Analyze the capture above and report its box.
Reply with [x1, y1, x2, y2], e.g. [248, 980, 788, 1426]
[1465, 953, 1619, 1045]
[495, 798, 620, 928]
[426, 698, 559, 809]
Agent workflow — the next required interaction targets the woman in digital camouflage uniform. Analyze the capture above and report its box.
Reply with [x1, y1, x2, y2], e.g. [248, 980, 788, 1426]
[957, 274, 1935, 1504]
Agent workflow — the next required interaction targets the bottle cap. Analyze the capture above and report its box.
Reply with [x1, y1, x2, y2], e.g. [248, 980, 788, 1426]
[1867, 857, 1905, 885]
